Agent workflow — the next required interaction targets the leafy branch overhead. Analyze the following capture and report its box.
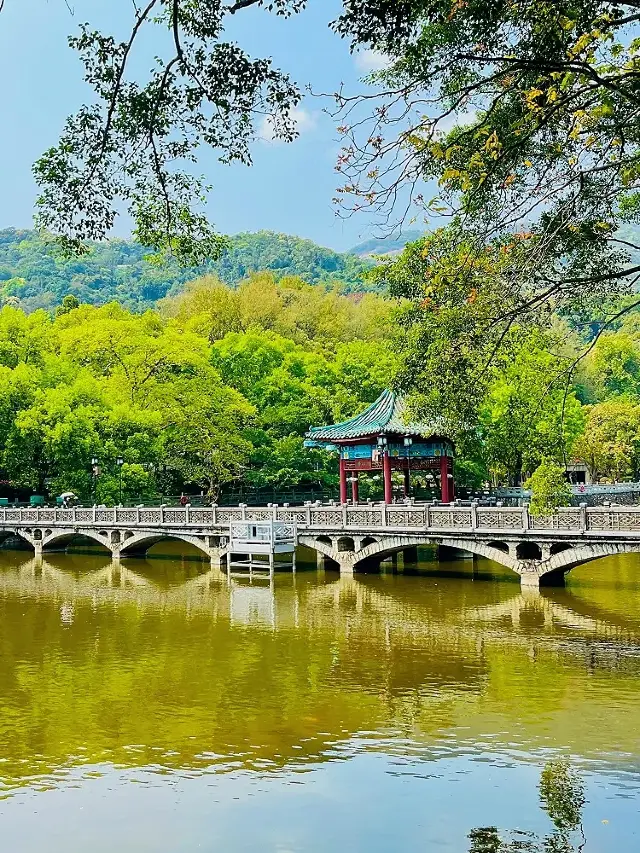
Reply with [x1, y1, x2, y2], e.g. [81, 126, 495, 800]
[333, 1, 640, 368]
[32, 0, 308, 264]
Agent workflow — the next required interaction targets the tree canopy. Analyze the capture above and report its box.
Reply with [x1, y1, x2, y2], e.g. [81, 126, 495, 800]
[334, 1, 640, 404]
[0, 274, 397, 502]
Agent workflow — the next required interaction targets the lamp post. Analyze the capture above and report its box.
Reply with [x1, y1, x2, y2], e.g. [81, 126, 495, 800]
[403, 437, 413, 498]
[426, 472, 435, 500]
[377, 436, 392, 504]
[91, 457, 100, 504]
[116, 456, 124, 505]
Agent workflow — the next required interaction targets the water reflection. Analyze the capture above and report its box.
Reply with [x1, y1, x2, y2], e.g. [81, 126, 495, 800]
[0, 548, 639, 851]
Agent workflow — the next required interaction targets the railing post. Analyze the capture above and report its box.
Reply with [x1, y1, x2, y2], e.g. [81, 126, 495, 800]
[271, 504, 278, 521]
[471, 502, 478, 531]
[18, 507, 22, 524]
[425, 503, 431, 530]
[185, 503, 190, 525]
[212, 504, 217, 526]
[305, 503, 311, 528]
[92, 505, 97, 524]
[113, 507, 117, 524]
[522, 503, 530, 532]
[342, 503, 348, 527]
[579, 502, 587, 532]
[241, 503, 247, 520]
[381, 502, 387, 528]
[136, 507, 140, 525]
[160, 504, 165, 525]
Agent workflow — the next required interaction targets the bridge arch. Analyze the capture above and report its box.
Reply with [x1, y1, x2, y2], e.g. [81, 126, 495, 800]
[40, 529, 112, 553]
[0, 529, 36, 550]
[539, 542, 640, 580]
[487, 540, 509, 554]
[300, 533, 523, 577]
[354, 536, 521, 575]
[298, 534, 342, 567]
[118, 531, 213, 559]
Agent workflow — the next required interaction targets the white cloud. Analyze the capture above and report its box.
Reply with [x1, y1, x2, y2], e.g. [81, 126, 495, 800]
[355, 49, 391, 73]
[258, 106, 317, 144]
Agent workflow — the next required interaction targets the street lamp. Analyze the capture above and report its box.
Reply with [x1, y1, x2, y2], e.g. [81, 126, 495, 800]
[91, 457, 100, 504]
[403, 437, 413, 498]
[116, 456, 124, 505]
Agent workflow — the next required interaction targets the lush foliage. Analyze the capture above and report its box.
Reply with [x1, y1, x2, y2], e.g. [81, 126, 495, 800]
[337, 1, 640, 314]
[367, 228, 640, 486]
[0, 275, 395, 502]
[331, 1, 640, 436]
[0, 229, 374, 314]
[525, 459, 573, 516]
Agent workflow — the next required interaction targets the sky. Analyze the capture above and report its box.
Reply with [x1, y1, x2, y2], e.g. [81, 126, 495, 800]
[0, 0, 400, 252]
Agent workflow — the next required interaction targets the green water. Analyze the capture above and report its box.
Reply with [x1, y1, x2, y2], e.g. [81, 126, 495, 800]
[0, 545, 639, 851]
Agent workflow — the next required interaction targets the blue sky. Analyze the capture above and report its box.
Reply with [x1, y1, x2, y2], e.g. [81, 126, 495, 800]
[0, 0, 396, 252]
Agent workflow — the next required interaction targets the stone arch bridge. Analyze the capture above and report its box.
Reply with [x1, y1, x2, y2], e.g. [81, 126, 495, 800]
[0, 502, 640, 586]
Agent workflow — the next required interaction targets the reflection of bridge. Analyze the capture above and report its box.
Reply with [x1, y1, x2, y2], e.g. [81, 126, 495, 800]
[2, 503, 640, 586]
[3, 555, 639, 646]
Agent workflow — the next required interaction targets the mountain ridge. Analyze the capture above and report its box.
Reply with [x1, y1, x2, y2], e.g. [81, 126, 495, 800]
[0, 228, 380, 312]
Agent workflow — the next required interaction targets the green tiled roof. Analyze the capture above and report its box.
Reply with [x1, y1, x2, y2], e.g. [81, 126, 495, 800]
[306, 390, 449, 442]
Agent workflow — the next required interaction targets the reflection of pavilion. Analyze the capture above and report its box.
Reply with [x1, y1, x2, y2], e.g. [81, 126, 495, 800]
[305, 390, 455, 504]
[2, 556, 640, 796]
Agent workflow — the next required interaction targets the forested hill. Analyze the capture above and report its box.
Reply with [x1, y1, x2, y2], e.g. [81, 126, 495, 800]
[0, 229, 374, 312]
[349, 230, 425, 258]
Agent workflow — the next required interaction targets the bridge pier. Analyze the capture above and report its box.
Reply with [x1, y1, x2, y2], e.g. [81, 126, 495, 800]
[519, 571, 542, 588]
[403, 546, 419, 564]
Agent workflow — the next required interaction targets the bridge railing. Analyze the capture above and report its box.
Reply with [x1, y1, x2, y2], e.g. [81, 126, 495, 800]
[2, 503, 640, 534]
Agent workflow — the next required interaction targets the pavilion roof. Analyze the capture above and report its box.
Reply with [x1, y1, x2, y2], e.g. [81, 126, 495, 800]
[306, 390, 450, 442]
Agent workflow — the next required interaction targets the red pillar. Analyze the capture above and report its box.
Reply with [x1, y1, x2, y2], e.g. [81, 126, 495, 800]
[339, 455, 348, 504]
[351, 473, 359, 504]
[440, 455, 452, 503]
[383, 451, 393, 504]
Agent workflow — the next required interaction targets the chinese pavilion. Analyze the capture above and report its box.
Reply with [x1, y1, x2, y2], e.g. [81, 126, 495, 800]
[305, 390, 455, 504]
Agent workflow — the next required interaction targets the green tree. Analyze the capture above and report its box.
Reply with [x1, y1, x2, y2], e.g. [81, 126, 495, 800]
[572, 399, 640, 480]
[480, 335, 585, 484]
[55, 294, 80, 317]
[525, 459, 572, 517]
[336, 2, 640, 336]
[580, 328, 640, 401]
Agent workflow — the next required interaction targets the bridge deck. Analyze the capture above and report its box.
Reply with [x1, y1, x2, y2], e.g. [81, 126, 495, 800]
[0, 502, 639, 537]
[1, 503, 640, 587]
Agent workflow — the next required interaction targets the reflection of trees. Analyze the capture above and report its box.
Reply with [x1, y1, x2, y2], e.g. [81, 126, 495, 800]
[1, 557, 639, 800]
[468, 760, 585, 852]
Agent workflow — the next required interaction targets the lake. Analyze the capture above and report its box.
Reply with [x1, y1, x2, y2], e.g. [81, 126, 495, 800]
[0, 543, 639, 852]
